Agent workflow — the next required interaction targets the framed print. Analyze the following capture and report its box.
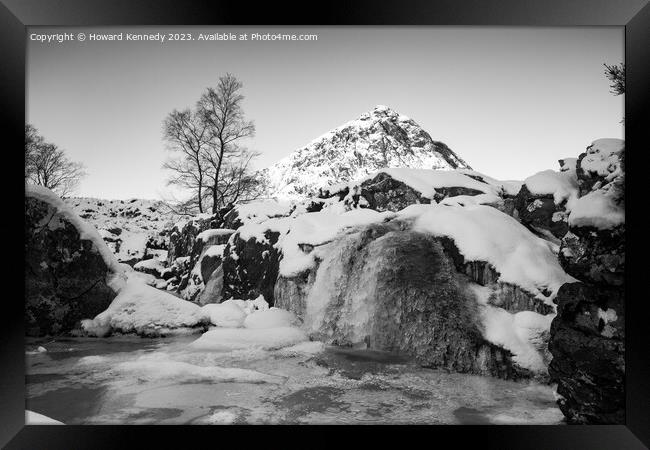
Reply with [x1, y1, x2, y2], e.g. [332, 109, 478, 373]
[2, 0, 649, 448]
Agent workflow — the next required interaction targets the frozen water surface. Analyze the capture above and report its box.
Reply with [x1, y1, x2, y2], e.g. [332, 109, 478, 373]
[26, 336, 564, 425]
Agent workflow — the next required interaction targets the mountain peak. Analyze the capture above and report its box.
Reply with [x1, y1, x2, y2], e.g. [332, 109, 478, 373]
[263, 107, 471, 200]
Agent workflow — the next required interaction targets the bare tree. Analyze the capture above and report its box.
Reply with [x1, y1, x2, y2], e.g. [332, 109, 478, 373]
[25, 124, 43, 181]
[209, 148, 264, 209]
[25, 125, 86, 197]
[198, 73, 256, 213]
[604, 63, 625, 95]
[162, 109, 211, 213]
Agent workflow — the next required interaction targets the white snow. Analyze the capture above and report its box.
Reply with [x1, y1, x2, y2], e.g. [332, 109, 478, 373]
[228, 200, 293, 226]
[243, 308, 300, 329]
[134, 258, 166, 273]
[204, 244, 226, 258]
[202, 302, 247, 328]
[400, 204, 575, 301]
[190, 327, 308, 352]
[523, 169, 579, 205]
[26, 185, 126, 291]
[598, 307, 618, 324]
[26, 410, 64, 425]
[471, 283, 554, 372]
[581, 139, 624, 181]
[81, 277, 207, 337]
[568, 189, 624, 229]
[196, 229, 235, 242]
[65, 196, 180, 264]
[237, 207, 395, 277]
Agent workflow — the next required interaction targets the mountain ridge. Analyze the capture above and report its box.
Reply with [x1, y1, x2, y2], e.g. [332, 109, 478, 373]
[262, 105, 471, 200]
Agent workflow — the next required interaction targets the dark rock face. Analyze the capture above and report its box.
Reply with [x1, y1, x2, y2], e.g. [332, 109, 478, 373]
[167, 215, 218, 265]
[514, 184, 568, 240]
[276, 222, 522, 379]
[549, 140, 625, 424]
[222, 230, 282, 304]
[548, 282, 624, 424]
[25, 196, 119, 336]
[354, 172, 431, 212]
[559, 226, 624, 286]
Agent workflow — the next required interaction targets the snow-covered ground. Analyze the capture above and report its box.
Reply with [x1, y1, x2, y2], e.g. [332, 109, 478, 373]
[65, 197, 181, 264]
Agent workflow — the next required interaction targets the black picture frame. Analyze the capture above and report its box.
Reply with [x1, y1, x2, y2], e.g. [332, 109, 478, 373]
[2, 1, 648, 448]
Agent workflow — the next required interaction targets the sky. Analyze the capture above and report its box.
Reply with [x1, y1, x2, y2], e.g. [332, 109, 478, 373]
[27, 26, 624, 199]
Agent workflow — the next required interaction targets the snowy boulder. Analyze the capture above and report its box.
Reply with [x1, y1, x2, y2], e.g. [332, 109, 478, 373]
[202, 301, 247, 328]
[243, 307, 300, 329]
[559, 139, 625, 286]
[25, 185, 125, 336]
[575, 138, 624, 196]
[548, 282, 625, 423]
[133, 257, 167, 278]
[221, 200, 292, 230]
[81, 277, 209, 337]
[514, 166, 579, 241]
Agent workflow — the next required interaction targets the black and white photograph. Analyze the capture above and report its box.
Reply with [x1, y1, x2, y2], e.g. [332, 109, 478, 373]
[23, 25, 626, 426]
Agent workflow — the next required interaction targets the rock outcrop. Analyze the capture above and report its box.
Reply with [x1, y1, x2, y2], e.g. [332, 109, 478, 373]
[222, 229, 282, 304]
[275, 221, 520, 379]
[548, 138, 625, 424]
[514, 161, 579, 241]
[25, 186, 124, 336]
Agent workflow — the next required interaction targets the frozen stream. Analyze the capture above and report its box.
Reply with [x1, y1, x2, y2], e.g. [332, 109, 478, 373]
[26, 336, 564, 425]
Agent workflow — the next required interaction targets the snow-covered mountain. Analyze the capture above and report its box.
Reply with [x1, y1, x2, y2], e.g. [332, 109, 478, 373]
[262, 105, 471, 200]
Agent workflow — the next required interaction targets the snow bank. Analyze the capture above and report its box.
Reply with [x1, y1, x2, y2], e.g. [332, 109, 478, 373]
[229, 200, 293, 226]
[26, 410, 64, 425]
[523, 169, 579, 205]
[81, 277, 207, 336]
[190, 327, 308, 352]
[568, 189, 624, 229]
[400, 204, 575, 301]
[26, 184, 126, 291]
[244, 308, 300, 329]
[202, 302, 247, 328]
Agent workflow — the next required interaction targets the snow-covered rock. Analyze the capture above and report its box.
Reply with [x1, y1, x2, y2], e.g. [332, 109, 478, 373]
[273, 206, 573, 377]
[243, 307, 300, 329]
[81, 276, 208, 337]
[65, 197, 180, 265]
[25, 185, 126, 336]
[549, 138, 625, 424]
[262, 105, 471, 200]
[202, 301, 247, 328]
